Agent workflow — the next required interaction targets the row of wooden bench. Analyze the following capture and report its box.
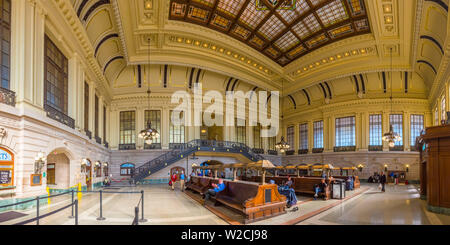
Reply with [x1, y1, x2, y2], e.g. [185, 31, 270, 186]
[186, 176, 287, 223]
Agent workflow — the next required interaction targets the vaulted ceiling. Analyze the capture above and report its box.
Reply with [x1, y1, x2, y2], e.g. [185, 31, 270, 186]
[168, 0, 371, 66]
[66, 0, 449, 102]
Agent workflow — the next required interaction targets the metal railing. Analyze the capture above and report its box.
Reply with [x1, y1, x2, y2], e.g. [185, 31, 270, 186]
[132, 139, 265, 183]
[119, 143, 136, 150]
[0, 191, 78, 225]
[44, 104, 75, 129]
[71, 189, 146, 223]
[95, 136, 102, 145]
[0, 87, 16, 107]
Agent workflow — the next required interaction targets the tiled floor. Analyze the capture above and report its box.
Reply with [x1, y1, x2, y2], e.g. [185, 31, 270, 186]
[1, 183, 449, 225]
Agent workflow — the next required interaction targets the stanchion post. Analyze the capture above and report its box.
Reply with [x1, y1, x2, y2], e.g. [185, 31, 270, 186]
[97, 190, 106, 220]
[75, 199, 78, 225]
[36, 196, 40, 225]
[139, 190, 147, 222]
[69, 189, 74, 218]
[134, 206, 139, 225]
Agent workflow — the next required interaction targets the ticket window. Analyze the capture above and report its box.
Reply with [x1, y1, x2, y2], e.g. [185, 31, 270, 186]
[0, 147, 14, 188]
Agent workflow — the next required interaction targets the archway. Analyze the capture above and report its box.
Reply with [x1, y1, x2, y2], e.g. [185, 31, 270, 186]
[83, 159, 92, 190]
[46, 151, 71, 189]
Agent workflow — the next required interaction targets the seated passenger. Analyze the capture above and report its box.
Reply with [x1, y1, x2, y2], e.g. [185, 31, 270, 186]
[273, 179, 298, 208]
[346, 176, 354, 191]
[285, 176, 293, 188]
[202, 179, 225, 204]
[314, 179, 328, 200]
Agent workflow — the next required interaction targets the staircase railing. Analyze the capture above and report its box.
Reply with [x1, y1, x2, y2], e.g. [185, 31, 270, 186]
[132, 139, 265, 183]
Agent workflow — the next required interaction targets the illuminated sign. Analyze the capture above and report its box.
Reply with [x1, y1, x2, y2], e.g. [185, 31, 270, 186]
[0, 149, 12, 161]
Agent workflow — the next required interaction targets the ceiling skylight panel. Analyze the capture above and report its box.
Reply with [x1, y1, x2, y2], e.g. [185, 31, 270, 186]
[276, 0, 310, 23]
[239, 2, 269, 29]
[217, 0, 246, 17]
[316, 0, 348, 27]
[302, 14, 321, 33]
[274, 31, 299, 52]
[292, 21, 310, 39]
[258, 15, 285, 40]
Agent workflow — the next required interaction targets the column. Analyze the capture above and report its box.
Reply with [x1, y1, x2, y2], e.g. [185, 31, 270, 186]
[88, 83, 95, 135]
[308, 120, 313, 152]
[110, 109, 119, 150]
[68, 56, 78, 120]
[323, 115, 331, 152]
[33, 3, 45, 109]
[356, 113, 362, 151]
[294, 124, 299, 153]
[404, 111, 410, 151]
[361, 112, 369, 151]
[136, 106, 144, 149]
[162, 107, 170, 149]
[382, 111, 389, 151]
[99, 96, 104, 141]
[75, 64, 85, 130]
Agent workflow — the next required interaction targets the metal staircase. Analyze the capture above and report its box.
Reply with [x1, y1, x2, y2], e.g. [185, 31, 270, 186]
[132, 139, 265, 183]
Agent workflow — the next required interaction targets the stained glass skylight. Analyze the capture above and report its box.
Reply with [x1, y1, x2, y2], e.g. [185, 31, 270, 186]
[169, 0, 371, 66]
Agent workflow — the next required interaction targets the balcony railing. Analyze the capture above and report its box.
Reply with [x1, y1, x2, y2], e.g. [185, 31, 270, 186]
[95, 136, 102, 145]
[368, 145, 383, 151]
[104, 141, 109, 149]
[44, 104, 75, 129]
[144, 143, 162, 149]
[267, 150, 278, 155]
[169, 143, 184, 149]
[252, 148, 264, 154]
[0, 87, 15, 107]
[298, 149, 308, 155]
[85, 130, 92, 139]
[334, 146, 356, 152]
[390, 145, 404, 151]
[285, 150, 295, 155]
[312, 148, 324, 153]
[119, 144, 136, 150]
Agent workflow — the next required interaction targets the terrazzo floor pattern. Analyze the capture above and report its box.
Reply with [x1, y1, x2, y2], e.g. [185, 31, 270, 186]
[1, 183, 450, 225]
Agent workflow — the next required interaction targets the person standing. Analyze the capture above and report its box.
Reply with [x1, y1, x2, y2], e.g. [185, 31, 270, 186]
[380, 171, 387, 192]
[179, 171, 186, 192]
[170, 172, 177, 191]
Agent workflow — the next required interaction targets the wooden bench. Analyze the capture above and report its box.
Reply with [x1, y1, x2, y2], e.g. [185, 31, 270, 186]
[187, 176, 286, 223]
[250, 176, 332, 200]
[186, 176, 212, 194]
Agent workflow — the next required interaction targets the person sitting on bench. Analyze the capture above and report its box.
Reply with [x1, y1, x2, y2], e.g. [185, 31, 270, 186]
[314, 179, 328, 200]
[271, 179, 298, 209]
[203, 179, 226, 204]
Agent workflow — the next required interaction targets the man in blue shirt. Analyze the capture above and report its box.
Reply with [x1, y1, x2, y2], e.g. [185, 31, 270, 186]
[203, 179, 225, 205]
[180, 171, 186, 192]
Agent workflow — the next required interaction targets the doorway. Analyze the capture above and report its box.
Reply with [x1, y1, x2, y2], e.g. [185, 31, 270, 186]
[47, 163, 55, 185]
[85, 159, 92, 190]
[387, 171, 406, 183]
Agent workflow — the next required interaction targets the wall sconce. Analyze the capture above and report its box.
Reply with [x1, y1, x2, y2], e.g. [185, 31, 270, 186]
[357, 164, 364, 172]
[34, 151, 46, 174]
[406, 164, 409, 172]
[384, 164, 388, 172]
[95, 161, 100, 167]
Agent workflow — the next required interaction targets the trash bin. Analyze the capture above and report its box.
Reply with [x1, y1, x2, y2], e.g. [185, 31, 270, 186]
[332, 180, 346, 199]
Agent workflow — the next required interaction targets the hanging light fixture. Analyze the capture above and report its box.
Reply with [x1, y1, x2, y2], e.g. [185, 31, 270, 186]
[138, 37, 160, 145]
[382, 47, 401, 147]
[275, 80, 290, 153]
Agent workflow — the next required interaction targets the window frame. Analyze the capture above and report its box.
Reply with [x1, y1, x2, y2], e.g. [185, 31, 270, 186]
[410, 114, 424, 147]
[120, 163, 135, 176]
[0, 0, 11, 90]
[169, 110, 185, 144]
[144, 110, 161, 144]
[44, 35, 68, 114]
[119, 111, 136, 145]
[335, 116, 356, 147]
[369, 114, 382, 146]
[389, 114, 403, 147]
[286, 125, 295, 150]
[313, 120, 324, 148]
[299, 123, 308, 150]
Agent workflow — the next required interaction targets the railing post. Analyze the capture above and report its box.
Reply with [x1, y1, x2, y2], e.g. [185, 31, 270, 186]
[69, 189, 75, 218]
[139, 190, 147, 222]
[36, 196, 40, 225]
[75, 199, 78, 225]
[97, 190, 106, 220]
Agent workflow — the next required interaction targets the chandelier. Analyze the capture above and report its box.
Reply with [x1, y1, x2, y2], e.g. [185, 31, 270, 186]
[138, 38, 159, 145]
[275, 80, 290, 153]
[382, 47, 401, 147]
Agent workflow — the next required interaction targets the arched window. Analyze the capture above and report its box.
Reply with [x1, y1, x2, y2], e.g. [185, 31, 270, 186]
[0, 0, 11, 90]
[120, 163, 135, 176]
[0, 147, 14, 188]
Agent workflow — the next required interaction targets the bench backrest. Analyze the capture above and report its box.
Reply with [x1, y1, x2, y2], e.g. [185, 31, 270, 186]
[215, 181, 259, 204]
